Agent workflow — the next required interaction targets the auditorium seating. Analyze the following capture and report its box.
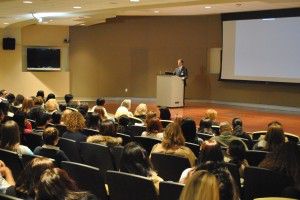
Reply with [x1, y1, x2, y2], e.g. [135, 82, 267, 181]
[21, 133, 43, 151]
[245, 150, 268, 166]
[196, 132, 213, 140]
[252, 131, 299, 143]
[82, 128, 100, 136]
[0, 148, 23, 179]
[109, 145, 124, 170]
[159, 181, 184, 200]
[58, 137, 82, 163]
[151, 153, 191, 182]
[223, 162, 241, 191]
[185, 142, 199, 157]
[106, 170, 158, 200]
[133, 136, 161, 155]
[126, 125, 146, 137]
[116, 132, 131, 145]
[0, 193, 24, 200]
[159, 120, 173, 128]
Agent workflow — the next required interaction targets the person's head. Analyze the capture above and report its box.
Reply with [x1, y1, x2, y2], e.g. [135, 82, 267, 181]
[134, 103, 148, 117]
[219, 121, 232, 135]
[145, 111, 157, 125]
[51, 111, 61, 124]
[159, 107, 171, 120]
[0, 120, 20, 151]
[228, 140, 246, 163]
[118, 115, 130, 127]
[177, 59, 184, 67]
[232, 118, 242, 128]
[96, 98, 105, 106]
[15, 157, 55, 198]
[162, 122, 185, 149]
[94, 106, 107, 121]
[265, 121, 285, 152]
[86, 112, 100, 130]
[36, 112, 51, 127]
[181, 117, 197, 143]
[64, 111, 85, 132]
[259, 142, 300, 184]
[60, 109, 72, 125]
[34, 96, 44, 106]
[199, 118, 213, 130]
[36, 90, 45, 98]
[198, 140, 223, 165]
[120, 142, 152, 177]
[44, 99, 59, 113]
[46, 93, 56, 102]
[64, 94, 74, 104]
[100, 120, 116, 136]
[12, 111, 26, 132]
[146, 117, 163, 134]
[6, 93, 15, 104]
[121, 99, 131, 110]
[77, 103, 89, 117]
[0, 89, 7, 97]
[43, 127, 59, 146]
[21, 97, 34, 113]
[35, 168, 86, 200]
[14, 94, 25, 106]
[204, 109, 218, 122]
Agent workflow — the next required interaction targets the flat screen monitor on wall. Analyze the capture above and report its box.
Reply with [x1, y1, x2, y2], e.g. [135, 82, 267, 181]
[27, 47, 61, 71]
[221, 8, 300, 84]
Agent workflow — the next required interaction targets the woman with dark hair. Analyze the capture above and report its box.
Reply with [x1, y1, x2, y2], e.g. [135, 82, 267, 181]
[21, 97, 34, 114]
[45, 93, 55, 102]
[35, 168, 96, 200]
[159, 107, 171, 120]
[141, 117, 164, 140]
[232, 118, 252, 141]
[151, 122, 196, 166]
[0, 120, 33, 155]
[11, 94, 25, 113]
[228, 140, 249, 178]
[120, 142, 163, 192]
[181, 117, 202, 144]
[85, 112, 101, 130]
[51, 111, 61, 124]
[6, 157, 54, 199]
[179, 140, 224, 183]
[198, 117, 214, 135]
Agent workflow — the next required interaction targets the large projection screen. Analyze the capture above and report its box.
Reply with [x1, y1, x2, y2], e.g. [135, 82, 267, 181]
[221, 10, 300, 83]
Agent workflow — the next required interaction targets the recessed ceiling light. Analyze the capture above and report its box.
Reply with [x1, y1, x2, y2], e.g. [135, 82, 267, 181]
[204, 6, 212, 9]
[154, 10, 159, 14]
[130, 0, 140, 2]
[23, 1, 33, 4]
[3, 22, 9, 25]
[73, 6, 82, 9]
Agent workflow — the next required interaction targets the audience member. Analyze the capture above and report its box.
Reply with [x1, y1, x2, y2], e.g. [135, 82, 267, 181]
[94, 106, 110, 122]
[115, 99, 133, 119]
[32, 112, 50, 136]
[85, 112, 101, 130]
[44, 98, 59, 114]
[21, 97, 34, 114]
[228, 140, 249, 178]
[36, 90, 45, 100]
[116, 115, 130, 133]
[34, 127, 69, 165]
[141, 117, 164, 140]
[50, 111, 61, 124]
[5, 93, 15, 105]
[62, 111, 87, 142]
[0, 90, 7, 98]
[35, 168, 96, 200]
[28, 97, 45, 121]
[77, 103, 89, 118]
[45, 93, 55, 102]
[204, 108, 219, 126]
[0, 160, 15, 194]
[198, 117, 214, 135]
[134, 103, 148, 120]
[120, 142, 163, 193]
[232, 118, 252, 141]
[11, 94, 24, 113]
[13, 111, 32, 134]
[64, 93, 74, 107]
[181, 117, 202, 144]
[145, 111, 157, 125]
[6, 157, 54, 199]
[159, 107, 171, 120]
[0, 120, 33, 155]
[150, 122, 196, 166]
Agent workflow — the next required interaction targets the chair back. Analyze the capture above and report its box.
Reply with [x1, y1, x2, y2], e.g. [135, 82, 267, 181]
[126, 125, 146, 137]
[0, 193, 24, 200]
[58, 137, 82, 163]
[223, 162, 241, 191]
[109, 145, 124, 170]
[21, 154, 43, 167]
[185, 142, 199, 157]
[245, 150, 268, 166]
[196, 132, 213, 141]
[128, 116, 144, 125]
[61, 161, 108, 200]
[244, 166, 293, 200]
[21, 133, 43, 151]
[83, 128, 100, 136]
[0, 148, 23, 179]
[106, 170, 158, 200]
[211, 125, 220, 135]
[151, 153, 191, 181]
[159, 181, 184, 200]
[54, 124, 67, 137]
[160, 120, 173, 128]
[133, 136, 161, 155]
[80, 142, 115, 176]
[116, 133, 131, 145]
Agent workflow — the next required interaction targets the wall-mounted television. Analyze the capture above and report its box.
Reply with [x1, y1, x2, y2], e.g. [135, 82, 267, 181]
[27, 47, 61, 71]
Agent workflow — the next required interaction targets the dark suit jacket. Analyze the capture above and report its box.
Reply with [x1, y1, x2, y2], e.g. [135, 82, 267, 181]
[174, 66, 188, 86]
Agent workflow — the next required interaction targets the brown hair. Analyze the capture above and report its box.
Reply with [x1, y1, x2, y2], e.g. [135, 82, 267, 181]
[34, 96, 44, 106]
[162, 122, 185, 149]
[21, 97, 34, 113]
[204, 109, 218, 122]
[145, 111, 157, 125]
[0, 120, 20, 152]
[64, 111, 85, 132]
[219, 121, 232, 134]
[43, 127, 59, 145]
[265, 121, 285, 152]
[146, 117, 163, 133]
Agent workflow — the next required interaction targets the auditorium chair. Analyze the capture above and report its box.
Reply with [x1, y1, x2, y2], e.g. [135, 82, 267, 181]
[185, 142, 200, 157]
[116, 132, 131, 145]
[58, 137, 82, 163]
[82, 128, 100, 136]
[126, 125, 146, 137]
[245, 150, 268, 166]
[196, 132, 214, 141]
[21, 154, 43, 167]
[21, 133, 43, 151]
[211, 125, 220, 135]
[128, 116, 144, 125]
[252, 131, 299, 143]
[159, 181, 184, 200]
[159, 120, 173, 128]
[0, 193, 24, 200]
[133, 136, 161, 155]
[80, 142, 115, 177]
[109, 145, 124, 170]
[61, 161, 108, 200]
[106, 170, 158, 200]
[0, 148, 23, 179]
[223, 162, 241, 191]
[244, 166, 293, 200]
[151, 153, 191, 182]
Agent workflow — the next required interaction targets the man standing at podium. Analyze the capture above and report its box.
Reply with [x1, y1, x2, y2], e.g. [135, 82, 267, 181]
[173, 58, 188, 86]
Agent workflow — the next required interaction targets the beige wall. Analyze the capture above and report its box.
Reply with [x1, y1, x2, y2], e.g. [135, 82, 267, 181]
[0, 25, 70, 97]
[70, 15, 300, 107]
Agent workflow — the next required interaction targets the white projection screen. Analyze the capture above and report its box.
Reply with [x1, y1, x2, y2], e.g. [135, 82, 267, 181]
[221, 9, 300, 83]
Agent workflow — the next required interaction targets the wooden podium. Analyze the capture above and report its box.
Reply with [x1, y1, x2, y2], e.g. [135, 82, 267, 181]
[156, 75, 184, 107]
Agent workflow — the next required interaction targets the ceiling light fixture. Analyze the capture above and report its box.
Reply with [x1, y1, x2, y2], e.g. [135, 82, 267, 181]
[73, 6, 82, 9]
[204, 6, 212, 9]
[130, 0, 140, 2]
[23, 1, 33, 4]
